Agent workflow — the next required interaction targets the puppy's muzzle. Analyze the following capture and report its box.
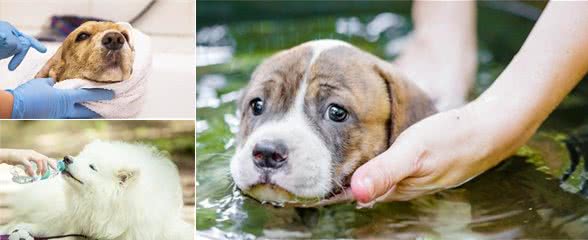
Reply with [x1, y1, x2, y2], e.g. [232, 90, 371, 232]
[102, 32, 125, 51]
[252, 139, 288, 169]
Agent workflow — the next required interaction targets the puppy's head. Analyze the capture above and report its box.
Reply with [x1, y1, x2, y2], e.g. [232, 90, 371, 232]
[36, 21, 134, 82]
[230, 40, 436, 204]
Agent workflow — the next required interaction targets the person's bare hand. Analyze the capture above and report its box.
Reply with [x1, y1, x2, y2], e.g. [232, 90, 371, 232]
[350, 100, 536, 203]
[0, 149, 57, 176]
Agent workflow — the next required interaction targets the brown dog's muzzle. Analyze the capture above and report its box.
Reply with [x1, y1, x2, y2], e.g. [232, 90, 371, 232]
[102, 32, 126, 51]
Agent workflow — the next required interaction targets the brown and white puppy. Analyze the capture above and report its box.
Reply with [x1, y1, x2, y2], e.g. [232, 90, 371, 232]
[231, 40, 437, 205]
[36, 21, 134, 82]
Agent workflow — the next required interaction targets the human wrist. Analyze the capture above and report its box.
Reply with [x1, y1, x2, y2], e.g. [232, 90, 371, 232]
[0, 149, 18, 164]
[475, 71, 550, 135]
[0, 149, 9, 163]
[5, 89, 23, 119]
[0, 90, 15, 118]
[468, 92, 541, 158]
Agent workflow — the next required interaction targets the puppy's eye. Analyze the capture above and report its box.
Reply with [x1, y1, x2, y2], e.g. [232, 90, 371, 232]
[75, 32, 91, 42]
[89, 164, 98, 172]
[327, 104, 348, 122]
[250, 98, 264, 116]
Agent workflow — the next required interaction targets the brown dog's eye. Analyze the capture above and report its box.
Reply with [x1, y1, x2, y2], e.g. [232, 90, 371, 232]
[75, 32, 91, 42]
[250, 98, 264, 116]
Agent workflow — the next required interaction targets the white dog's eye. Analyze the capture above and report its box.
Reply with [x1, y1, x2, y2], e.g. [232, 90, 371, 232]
[89, 164, 98, 172]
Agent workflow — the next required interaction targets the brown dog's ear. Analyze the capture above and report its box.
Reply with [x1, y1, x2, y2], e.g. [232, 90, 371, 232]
[374, 62, 437, 143]
[35, 46, 64, 80]
[116, 22, 135, 51]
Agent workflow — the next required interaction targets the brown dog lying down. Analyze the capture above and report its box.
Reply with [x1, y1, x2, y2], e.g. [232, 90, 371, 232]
[36, 21, 134, 82]
[230, 40, 437, 206]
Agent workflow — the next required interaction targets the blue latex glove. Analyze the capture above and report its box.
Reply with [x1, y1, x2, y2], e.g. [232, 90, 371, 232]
[0, 21, 47, 71]
[7, 78, 114, 119]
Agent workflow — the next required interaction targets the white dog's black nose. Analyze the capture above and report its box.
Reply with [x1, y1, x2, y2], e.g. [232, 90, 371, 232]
[102, 32, 125, 50]
[252, 140, 288, 169]
[63, 155, 74, 165]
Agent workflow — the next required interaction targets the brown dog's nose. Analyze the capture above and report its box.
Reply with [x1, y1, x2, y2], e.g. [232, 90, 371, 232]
[252, 140, 288, 169]
[63, 156, 74, 165]
[102, 32, 125, 50]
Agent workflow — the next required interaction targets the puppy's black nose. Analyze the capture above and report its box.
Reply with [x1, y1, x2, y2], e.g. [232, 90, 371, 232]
[63, 156, 74, 165]
[102, 32, 125, 50]
[252, 140, 288, 169]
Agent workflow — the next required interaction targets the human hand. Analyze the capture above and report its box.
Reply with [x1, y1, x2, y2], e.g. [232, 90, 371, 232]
[0, 149, 57, 177]
[8, 78, 114, 119]
[350, 100, 537, 204]
[0, 21, 47, 70]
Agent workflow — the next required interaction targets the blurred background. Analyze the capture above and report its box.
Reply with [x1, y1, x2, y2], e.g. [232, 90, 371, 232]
[0, 120, 195, 225]
[0, 0, 196, 118]
[196, 1, 588, 239]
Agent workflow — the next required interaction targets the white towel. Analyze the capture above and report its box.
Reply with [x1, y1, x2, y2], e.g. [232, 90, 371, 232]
[53, 23, 152, 118]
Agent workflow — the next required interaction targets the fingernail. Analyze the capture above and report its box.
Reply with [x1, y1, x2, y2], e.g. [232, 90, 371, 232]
[361, 177, 374, 200]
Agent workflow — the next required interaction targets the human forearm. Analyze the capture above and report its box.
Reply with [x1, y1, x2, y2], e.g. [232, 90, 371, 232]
[475, 1, 588, 149]
[350, 1, 588, 204]
[0, 90, 14, 118]
[412, 0, 476, 39]
[411, 0, 477, 74]
[397, 0, 477, 110]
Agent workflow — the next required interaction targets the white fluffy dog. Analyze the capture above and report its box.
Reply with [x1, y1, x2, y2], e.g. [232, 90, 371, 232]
[2, 141, 193, 240]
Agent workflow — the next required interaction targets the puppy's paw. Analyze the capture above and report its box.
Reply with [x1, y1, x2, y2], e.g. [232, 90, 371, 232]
[8, 228, 34, 240]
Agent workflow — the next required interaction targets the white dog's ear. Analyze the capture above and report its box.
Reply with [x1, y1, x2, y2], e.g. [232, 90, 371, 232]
[117, 169, 139, 187]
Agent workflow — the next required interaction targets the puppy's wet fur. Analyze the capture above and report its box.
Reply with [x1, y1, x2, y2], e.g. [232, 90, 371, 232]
[36, 21, 134, 82]
[231, 40, 436, 203]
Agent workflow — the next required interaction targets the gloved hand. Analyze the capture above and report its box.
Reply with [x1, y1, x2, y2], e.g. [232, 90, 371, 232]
[8, 78, 114, 119]
[0, 21, 47, 71]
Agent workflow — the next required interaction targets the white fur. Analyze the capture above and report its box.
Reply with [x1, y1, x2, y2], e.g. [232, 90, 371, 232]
[2, 141, 193, 240]
[231, 39, 351, 198]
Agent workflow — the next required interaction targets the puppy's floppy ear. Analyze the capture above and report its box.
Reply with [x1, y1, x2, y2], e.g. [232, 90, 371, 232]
[116, 169, 139, 187]
[374, 62, 437, 143]
[35, 46, 64, 80]
[236, 87, 248, 112]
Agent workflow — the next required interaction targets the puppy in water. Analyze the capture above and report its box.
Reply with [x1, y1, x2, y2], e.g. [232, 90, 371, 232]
[230, 40, 437, 206]
[36, 21, 134, 83]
